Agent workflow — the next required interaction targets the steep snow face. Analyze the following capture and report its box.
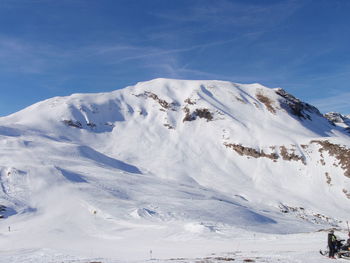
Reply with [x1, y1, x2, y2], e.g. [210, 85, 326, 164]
[0, 78, 350, 259]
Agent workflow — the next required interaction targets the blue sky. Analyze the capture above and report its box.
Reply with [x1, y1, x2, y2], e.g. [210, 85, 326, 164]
[0, 0, 349, 116]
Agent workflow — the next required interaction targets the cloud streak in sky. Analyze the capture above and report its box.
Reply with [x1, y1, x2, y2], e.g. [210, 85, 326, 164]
[0, 37, 75, 74]
[0, 0, 306, 80]
[310, 92, 350, 114]
[151, 0, 304, 32]
[0, 33, 257, 81]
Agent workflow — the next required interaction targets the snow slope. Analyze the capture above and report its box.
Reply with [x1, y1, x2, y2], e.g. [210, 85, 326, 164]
[0, 78, 349, 262]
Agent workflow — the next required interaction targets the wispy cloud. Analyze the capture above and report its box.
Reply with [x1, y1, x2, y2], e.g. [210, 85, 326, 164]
[151, 0, 304, 33]
[0, 36, 75, 74]
[98, 36, 249, 64]
[0, 0, 305, 79]
[310, 92, 350, 114]
[0, 34, 297, 91]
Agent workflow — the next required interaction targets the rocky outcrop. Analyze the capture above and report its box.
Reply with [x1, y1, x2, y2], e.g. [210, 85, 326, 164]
[183, 107, 213, 122]
[62, 119, 83, 128]
[224, 143, 306, 165]
[275, 88, 321, 120]
[324, 112, 350, 132]
[324, 112, 348, 124]
[224, 143, 279, 160]
[135, 91, 179, 111]
[279, 146, 306, 165]
[311, 140, 350, 178]
[278, 204, 340, 226]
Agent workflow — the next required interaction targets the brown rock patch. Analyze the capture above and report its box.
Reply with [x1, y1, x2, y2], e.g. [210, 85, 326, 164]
[183, 107, 213, 122]
[224, 143, 278, 160]
[279, 146, 306, 165]
[184, 98, 196, 105]
[135, 91, 178, 110]
[256, 93, 276, 114]
[311, 140, 350, 178]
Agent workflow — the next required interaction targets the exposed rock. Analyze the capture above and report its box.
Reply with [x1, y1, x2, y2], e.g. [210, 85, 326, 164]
[325, 172, 332, 185]
[182, 107, 195, 122]
[278, 203, 340, 226]
[87, 122, 96, 128]
[224, 143, 309, 165]
[279, 146, 306, 165]
[63, 120, 99, 129]
[135, 91, 179, 111]
[275, 88, 321, 120]
[343, 189, 350, 199]
[324, 112, 349, 124]
[183, 108, 214, 122]
[184, 98, 196, 105]
[311, 140, 350, 178]
[300, 144, 308, 149]
[104, 122, 115, 127]
[163, 123, 174, 129]
[325, 112, 350, 132]
[62, 120, 83, 128]
[208, 257, 235, 261]
[195, 108, 213, 121]
[224, 143, 278, 160]
[278, 204, 303, 213]
[256, 93, 276, 114]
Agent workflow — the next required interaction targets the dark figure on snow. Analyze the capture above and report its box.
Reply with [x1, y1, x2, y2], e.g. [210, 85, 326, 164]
[342, 232, 350, 251]
[328, 229, 337, 258]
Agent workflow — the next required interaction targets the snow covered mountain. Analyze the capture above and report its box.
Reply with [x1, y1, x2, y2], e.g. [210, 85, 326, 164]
[0, 78, 350, 262]
[324, 112, 350, 133]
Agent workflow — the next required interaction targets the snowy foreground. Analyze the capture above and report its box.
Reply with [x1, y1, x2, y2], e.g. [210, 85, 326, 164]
[0, 78, 349, 262]
[0, 231, 344, 262]
[0, 229, 344, 262]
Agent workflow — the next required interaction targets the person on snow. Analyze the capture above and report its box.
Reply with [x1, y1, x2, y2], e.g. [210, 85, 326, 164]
[341, 232, 350, 251]
[328, 229, 337, 258]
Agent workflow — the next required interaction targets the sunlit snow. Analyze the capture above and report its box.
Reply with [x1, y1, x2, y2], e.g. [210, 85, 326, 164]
[0, 79, 349, 262]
